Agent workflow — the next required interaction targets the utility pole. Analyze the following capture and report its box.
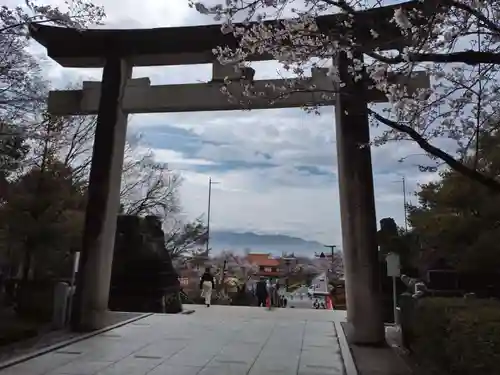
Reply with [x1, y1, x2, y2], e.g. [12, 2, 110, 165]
[393, 175, 409, 232]
[324, 244, 336, 278]
[220, 259, 227, 296]
[282, 256, 295, 292]
[402, 176, 408, 232]
[206, 177, 219, 253]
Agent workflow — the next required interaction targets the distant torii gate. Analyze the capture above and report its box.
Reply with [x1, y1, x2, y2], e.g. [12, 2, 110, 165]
[30, 0, 429, 344]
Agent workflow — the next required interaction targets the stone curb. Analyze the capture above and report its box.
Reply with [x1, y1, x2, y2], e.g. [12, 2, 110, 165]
[0, 312, 154, 371]
[335, 320, 359, 375]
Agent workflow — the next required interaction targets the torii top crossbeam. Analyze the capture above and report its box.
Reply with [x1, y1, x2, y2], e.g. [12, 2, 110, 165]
[29, 1, 426, 68]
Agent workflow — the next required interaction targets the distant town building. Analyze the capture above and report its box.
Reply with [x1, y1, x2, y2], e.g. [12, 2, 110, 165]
[177, 268, 202, 293]
[246, 253, 281, 278]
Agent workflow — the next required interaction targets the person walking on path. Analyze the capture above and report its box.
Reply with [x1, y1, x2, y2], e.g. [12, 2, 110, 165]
[255, 278, 268, 307]
[275, 281, 281, 307]
[266, 278, 275, 310]
[199, 267, 215, 307]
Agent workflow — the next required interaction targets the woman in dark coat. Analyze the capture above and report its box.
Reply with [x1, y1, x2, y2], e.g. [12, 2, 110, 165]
[199, 267, 215, 307]
[255, 278, 268, 307]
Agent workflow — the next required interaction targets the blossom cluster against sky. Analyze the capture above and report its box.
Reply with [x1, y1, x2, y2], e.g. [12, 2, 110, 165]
[27, 0, 439, 247]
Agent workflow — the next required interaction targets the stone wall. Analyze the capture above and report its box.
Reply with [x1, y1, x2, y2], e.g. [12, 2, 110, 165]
[108, 215, 182, 313]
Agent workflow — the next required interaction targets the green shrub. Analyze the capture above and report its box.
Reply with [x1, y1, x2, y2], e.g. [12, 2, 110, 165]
[409, 297, 500, 375]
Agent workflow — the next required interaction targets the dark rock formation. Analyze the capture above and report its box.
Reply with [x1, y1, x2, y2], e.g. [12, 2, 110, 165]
[109, 215, 182, 313]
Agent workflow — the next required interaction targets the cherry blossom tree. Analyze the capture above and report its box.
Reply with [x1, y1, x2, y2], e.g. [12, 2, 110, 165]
[0, 0, 105, 175]
[0, 0, 105, 118]
[288, 253, 343, 282]
[209, 250, 258, 295]
[226, 252, 259, 281]
[1, 0, 105, 35]
[190, 0, 500, 192]
[211, 250, 257, 280]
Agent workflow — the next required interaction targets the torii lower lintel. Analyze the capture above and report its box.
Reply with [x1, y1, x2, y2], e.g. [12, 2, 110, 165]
[48, 70, 429, 116]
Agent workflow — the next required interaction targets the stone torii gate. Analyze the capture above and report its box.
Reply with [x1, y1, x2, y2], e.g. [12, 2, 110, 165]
[30, 1, 428, 344]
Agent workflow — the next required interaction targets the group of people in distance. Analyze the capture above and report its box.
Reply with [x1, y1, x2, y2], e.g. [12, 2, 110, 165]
[254, 277, 287, 308]
[198, 267, 287, 308]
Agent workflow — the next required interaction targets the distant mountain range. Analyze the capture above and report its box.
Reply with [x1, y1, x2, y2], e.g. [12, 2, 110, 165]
[208, 230, 327, 256]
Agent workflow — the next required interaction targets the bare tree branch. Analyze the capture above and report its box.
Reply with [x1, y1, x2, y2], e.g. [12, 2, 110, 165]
[368, 109, 500, 192]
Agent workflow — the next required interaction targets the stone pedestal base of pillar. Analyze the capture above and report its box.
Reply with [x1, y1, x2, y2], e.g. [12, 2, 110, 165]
[77, 310, 110, 332]
[343, 321, 386, 348]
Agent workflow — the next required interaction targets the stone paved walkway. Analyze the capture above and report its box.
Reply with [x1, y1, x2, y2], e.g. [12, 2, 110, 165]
[0, 306, 350, 375]
[0, 312, 143, 363]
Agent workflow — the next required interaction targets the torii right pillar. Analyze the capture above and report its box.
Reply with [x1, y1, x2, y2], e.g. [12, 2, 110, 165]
[335, 51, 384, 345]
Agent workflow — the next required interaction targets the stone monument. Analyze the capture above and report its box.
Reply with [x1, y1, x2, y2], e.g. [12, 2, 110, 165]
[109, 215, 181, 313]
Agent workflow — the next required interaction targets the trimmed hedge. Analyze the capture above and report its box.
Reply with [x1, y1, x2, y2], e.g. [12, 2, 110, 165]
[408, 297, 500, 375]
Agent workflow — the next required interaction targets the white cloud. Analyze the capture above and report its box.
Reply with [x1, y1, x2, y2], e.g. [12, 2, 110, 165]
[177, 167, 341, 242]
[149, 148, 216, 168]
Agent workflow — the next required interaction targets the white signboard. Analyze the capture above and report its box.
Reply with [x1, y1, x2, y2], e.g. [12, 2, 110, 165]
[73, 252, 81, 274]
[386, 252, 401, 277]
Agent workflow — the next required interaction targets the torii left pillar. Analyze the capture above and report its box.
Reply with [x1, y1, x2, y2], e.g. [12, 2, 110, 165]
[71, 57, 132, 331]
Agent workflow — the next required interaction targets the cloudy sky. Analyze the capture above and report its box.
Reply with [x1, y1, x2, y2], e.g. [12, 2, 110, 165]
[30, 0, 439, 247]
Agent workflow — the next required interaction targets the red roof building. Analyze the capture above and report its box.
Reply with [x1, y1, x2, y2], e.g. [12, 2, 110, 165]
[178, 268, 202, 292]
[246, 253, 281, 278]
